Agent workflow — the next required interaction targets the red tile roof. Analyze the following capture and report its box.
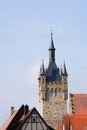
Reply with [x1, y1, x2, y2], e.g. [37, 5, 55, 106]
[0, 105, 29, 130]
[63, 114, 87, 130]
[0, 110, 18, 130]
[0, 105, 54, 130]
[70, 93, 87, 114]
[57, 123, 62, 130]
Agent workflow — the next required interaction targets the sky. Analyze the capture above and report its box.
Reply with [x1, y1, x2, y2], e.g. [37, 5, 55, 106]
[0, 0, 87, 127]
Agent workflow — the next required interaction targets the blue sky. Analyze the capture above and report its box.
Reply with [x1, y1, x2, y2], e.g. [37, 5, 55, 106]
[0, 0, 87, 126]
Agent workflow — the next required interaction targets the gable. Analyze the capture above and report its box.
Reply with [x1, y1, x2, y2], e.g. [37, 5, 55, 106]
[0, 105, 54, 130]
[18, 108, 52, 130]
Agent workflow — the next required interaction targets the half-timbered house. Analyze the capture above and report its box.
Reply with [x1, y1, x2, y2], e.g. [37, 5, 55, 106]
[0, 105, 54, 130]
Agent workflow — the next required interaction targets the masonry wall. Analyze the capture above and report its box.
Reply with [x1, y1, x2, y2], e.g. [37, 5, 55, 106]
[42, 97, 67, 129]
[39, 80, 68, 130]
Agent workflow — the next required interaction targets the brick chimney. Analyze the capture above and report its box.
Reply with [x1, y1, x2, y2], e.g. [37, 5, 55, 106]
[11, 107, 14, 115]
[24, 105, 29, 116]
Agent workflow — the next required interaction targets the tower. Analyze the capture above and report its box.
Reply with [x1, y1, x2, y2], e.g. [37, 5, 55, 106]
[38, 33, 68, 130]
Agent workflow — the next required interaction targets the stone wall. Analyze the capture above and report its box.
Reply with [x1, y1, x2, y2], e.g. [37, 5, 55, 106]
[39, 77, 68, 130]
[42, 94, 67, 129]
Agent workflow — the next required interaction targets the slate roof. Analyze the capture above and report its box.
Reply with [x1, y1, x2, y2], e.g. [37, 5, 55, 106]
[49, 33, 55, 50]
[46, 61, 61, 82]
[46, 33, 61, 81]
[39, 33, 68, 82]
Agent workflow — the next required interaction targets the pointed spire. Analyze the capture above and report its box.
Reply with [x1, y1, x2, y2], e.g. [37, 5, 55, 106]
[63, 61, 68, 76]
[60, 65, 63, 76]
[39, 59, 45, 76]
[39, 65, 42, 75]
[49, 32, 56, 62]
[49, 32, 55, 50]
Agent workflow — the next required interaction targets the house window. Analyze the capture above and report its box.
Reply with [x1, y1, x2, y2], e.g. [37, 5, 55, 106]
[32, 118, 36, 123]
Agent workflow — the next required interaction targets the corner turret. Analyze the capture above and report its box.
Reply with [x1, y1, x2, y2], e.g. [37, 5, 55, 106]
[61, 62, 68, 100]
[63, 62, 68, 76]
[39, 60, 45, 76]
[38, 60, 46, 102]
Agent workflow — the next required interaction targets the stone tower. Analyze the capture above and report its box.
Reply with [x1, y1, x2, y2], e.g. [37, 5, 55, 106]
[38, 33, 68, 130]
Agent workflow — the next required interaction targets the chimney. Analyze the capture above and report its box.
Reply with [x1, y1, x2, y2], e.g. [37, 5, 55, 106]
[24, 105, 29, 116]
[11, 107, 14, 115]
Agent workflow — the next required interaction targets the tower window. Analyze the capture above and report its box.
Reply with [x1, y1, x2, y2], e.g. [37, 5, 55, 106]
[47, 88, 50, 99]
[51, 88, 53, 97]
[42, 79, 44, 84]
[64, 79, 66, 84]
[59, 88, 61, 92]
[55, 88, 57, 97]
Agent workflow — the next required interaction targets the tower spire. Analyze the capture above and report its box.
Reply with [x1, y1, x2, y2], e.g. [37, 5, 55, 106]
[60, 65, 63, 76]
[39, 59, 45, 75]
[63, 61, 68, 76]
[49, 32, 56, 62]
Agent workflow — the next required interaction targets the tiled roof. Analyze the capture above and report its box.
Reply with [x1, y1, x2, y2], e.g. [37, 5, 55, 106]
[0, 110, 18, 130]
[63, 114, 87, 130]
[0, 105, 31, 130]
[70, 93, 87, 114]
[0, 105, 54, 130]
[57, 123, 62, 130]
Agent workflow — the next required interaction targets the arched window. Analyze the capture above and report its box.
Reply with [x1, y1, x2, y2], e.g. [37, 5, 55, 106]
[55, 88, 57, 97]
[51, 88, 53, 97]
[47, 88, 49, 99]
[42, 78, 44, 84]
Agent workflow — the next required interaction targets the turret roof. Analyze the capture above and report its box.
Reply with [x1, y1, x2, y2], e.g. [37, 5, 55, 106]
[49, 33, 55, 50]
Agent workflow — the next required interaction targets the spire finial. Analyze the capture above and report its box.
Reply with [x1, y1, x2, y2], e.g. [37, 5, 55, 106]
[49, 28, 55, 50]
[39, 59, 45, 75]
[49, 30, 56, 62]
[42, 59, 44, 64]
[41, 59, 44, 69]
[63, 61, 68, 76]
[51, 27, 53, 40]
[60, 65, 63, 75]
